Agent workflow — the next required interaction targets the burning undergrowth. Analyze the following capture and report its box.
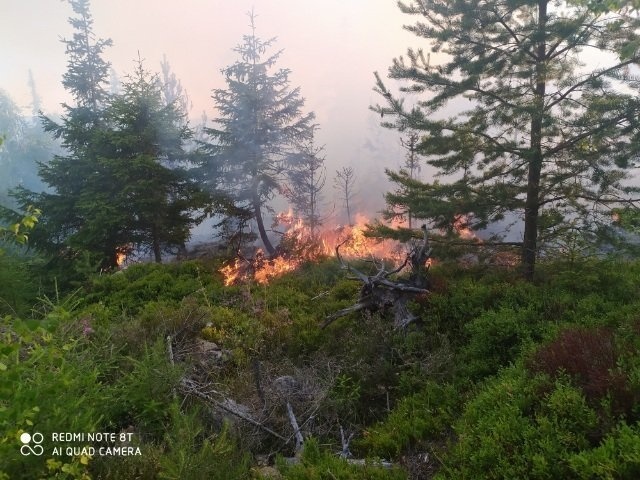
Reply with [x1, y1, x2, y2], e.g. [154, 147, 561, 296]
[220, 212, 406, 286]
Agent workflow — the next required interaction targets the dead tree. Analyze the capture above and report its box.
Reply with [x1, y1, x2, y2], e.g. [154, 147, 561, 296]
[334, 166, 356, 226]
[323, 225, 431, 329]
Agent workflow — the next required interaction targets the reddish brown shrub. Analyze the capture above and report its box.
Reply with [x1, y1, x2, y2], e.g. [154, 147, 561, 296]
[528, 327, 633, 416]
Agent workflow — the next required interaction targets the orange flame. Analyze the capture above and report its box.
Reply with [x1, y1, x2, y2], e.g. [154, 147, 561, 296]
[453, 214, 481, 242]
[115, 247, 128, 268]
[220, 212, 406, 285]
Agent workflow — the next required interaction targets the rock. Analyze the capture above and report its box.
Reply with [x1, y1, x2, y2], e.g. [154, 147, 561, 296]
[251, 466, 282, 479]
[273, 376, 301, 397]
[195, 339, 232, 366]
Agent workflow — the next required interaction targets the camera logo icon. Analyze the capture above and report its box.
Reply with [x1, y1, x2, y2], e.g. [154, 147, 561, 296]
[20, 432, 44, 456]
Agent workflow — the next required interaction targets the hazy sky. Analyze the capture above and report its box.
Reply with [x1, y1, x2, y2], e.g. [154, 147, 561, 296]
[2, 0, 426, 215]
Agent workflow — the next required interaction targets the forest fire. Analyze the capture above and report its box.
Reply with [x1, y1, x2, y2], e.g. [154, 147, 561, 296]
[115, 248, 127, 268]
[453, 214, 481, 242]
[220, 212, 405, 285]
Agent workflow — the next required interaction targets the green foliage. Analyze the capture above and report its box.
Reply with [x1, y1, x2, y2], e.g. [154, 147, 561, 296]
[3, 245, 640, 479]
[436, 368, 599, 479]
[0, 205, 41, 248]
[104, 340, 183, 439]
[374, 0, 640, 277]
[15, 1, 208, 273]
[274, 438, 407, 480]
[0, 250, 41, 317]
[0, 314, 104, 479]
[569, 422, 640, 479]
[157, 406, 251, 480]
[81, 261, 219, 315]
[461, 305, 540, 379]
[203, 13, 316, 255]
[357, 382, 458, 459]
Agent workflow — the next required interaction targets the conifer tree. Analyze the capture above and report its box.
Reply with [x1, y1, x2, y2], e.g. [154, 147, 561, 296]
[103, 61, 207, 263]
[374, 0, 640, 279]
[12, 0, 115, 266]
[205, 12, 315, 256]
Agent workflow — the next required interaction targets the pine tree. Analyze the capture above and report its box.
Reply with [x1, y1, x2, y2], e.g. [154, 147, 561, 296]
[205, 12, 315, 256]
[374, 0, 640, 279]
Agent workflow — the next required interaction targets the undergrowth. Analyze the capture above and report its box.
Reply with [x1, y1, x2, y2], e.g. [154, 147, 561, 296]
[1, 257, 640, 478]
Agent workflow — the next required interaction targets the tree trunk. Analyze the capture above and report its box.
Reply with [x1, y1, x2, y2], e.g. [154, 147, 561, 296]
[522, 0, 547, 281]
[152, 225, 162, 263]
[252, 180, 276, 256]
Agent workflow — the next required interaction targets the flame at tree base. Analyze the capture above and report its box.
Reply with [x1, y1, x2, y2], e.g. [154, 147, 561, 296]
[220, 214, 405, 286]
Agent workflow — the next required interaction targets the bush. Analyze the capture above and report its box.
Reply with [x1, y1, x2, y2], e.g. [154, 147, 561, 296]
[274, 438, 407, 480]
[0, 315, 105, 479]
[529, 326, 636, 418]
[569, 421, 640, 480]
[356, 382, 459, 459]
[436, 366, 599, 479]
[461, 305, 541, 380]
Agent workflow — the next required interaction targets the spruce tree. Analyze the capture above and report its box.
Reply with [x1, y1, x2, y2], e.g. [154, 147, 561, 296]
[103, 61, 207, 263]
[205, 13, 315, 256]
[374, 0, 640, 279]
[12, 0, 115, 266]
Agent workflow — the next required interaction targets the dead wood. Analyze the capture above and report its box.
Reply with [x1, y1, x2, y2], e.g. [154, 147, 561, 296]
[179, 377, 288, 442]
[286, 401, 304, 453]
[323, 225, 431, 329]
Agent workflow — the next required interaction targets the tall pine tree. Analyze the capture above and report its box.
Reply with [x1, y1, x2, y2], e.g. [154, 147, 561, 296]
[374, 0, 640, 278]
[204, 13, 316, 256]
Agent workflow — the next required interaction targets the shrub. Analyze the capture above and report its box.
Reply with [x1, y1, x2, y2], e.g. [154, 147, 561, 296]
[436, 367, 599, 479]
[569, 421, 640, 480]
[461, 306, 540, 380]
[274, 438, 407, 480]
[356, 382, 458, 459]
[0, 315, 104, 479]
[528, 326, 634, 416]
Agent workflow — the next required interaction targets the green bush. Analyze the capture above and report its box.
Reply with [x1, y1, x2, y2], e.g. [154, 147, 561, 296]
[102, 339, 183, 440]
[436, 367, 599, 479]
[157, 406, 251, 480]
[569, 421, 640, 480]
[461, 305, 541, 380]
[356, 382, 459, 459]
[274, 438, 407, 480]
[0, 315, 105, 479]
[82, 261, 220, 315]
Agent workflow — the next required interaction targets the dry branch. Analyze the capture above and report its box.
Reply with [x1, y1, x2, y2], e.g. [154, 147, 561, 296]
[323, 225, 430, 329]
[286, 401, 304, 453]
[179, 377, 287, 442]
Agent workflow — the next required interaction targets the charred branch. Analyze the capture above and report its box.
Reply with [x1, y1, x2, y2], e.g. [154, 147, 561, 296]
[324, 226, 430, 329]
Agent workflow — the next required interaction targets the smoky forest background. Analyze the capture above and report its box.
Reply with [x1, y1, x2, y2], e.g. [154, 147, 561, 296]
[3, 0, 640, 478]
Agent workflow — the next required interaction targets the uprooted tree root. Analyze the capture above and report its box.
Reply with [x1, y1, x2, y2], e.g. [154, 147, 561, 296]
[324, 225, 431, 329]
